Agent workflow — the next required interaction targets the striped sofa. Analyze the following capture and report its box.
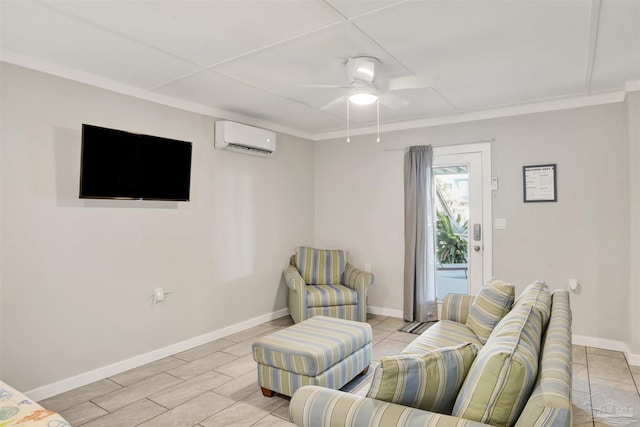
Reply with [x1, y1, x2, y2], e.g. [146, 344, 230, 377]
[285, 247, 375, 323]
[290, 285, 572, 427]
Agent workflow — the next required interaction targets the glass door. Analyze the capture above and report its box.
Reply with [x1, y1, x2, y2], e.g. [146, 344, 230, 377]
[433, 152, 484, 298]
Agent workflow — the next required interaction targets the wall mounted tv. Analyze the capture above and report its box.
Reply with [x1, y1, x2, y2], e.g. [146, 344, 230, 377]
[79, 124, 192, 201]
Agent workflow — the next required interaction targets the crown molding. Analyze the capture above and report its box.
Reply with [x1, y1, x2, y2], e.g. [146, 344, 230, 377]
[0, 48, 315, 141]
[312, 89, 629, 141]
[3, 48, 636, 143]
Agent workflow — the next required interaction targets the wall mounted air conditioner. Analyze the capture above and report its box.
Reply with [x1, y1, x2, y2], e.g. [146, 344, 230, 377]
[214, 121, 276, 157]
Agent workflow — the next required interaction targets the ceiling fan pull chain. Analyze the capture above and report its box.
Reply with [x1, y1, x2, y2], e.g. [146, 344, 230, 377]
[377, 99, 380, 143]
[346, 100, 351, 143]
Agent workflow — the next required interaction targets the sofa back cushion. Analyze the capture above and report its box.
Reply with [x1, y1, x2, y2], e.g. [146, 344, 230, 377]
[294, 247, 347, 285]
[452, 292, 547, 427]
[512, 281, 552, 328]
[466, 279, 515, 344]
[367, 343, 478, 414]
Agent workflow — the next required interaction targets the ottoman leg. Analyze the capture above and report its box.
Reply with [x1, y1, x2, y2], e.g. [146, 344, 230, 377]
[359, 366, 369, 376]
[261, 387, 275, 397]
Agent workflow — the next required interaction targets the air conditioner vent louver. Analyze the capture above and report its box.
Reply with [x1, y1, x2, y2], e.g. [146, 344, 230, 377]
[225, 143, 273, 157]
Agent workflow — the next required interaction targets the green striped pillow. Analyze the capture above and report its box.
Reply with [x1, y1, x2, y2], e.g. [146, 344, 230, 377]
[452, 302, 545, 427]
[466, 279, 515, 344]
[294, 247, 347, 285]
[512, 281, 551, 326]
[366, 343, 478, 414]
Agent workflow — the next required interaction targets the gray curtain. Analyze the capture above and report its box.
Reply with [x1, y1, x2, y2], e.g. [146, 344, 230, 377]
[403, 145, 438, 322]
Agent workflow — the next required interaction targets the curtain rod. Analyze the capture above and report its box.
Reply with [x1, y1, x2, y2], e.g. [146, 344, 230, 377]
[382, 138, 495, 152]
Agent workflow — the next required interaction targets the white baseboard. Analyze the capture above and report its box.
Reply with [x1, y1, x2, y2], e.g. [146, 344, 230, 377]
[26, 308, 639, 401]
[573, 334, 640, 367]
[368, 306, 403, 319]
[26, 308, 290, 401]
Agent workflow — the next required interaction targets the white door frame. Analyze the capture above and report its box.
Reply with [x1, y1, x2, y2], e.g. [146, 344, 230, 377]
[433, 143, 492, 287]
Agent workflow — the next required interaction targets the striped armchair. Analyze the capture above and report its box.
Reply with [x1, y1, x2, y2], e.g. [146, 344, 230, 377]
[284, 247, 374, 323]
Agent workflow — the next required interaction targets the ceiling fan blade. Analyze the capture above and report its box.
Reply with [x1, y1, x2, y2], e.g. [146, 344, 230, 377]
[379, 93, 409, 110]
[379, 74, 440, 91]
[320, 95, 348, 111]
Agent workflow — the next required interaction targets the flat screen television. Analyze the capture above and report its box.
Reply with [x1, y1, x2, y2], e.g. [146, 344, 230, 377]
[79, 124, 192, 201]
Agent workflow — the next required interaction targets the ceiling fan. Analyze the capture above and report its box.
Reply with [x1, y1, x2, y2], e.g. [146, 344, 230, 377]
[302, 57, 439, 111]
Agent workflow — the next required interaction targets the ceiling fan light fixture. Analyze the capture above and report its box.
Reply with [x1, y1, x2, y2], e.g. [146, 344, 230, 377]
[349, 92, 378, 105]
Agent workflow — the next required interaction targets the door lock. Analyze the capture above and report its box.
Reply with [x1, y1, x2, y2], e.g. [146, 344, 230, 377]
[473, 224, 481, 241]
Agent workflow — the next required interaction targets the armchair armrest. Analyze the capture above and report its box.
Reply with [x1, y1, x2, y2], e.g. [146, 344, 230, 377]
[343, 263, 374, 291]
[344, 264, 374, 322]
[284, 265, 306, 291]
[290, 386, 490, 427]
[284, 265, 307, 323]
[441, 294, 476, 324]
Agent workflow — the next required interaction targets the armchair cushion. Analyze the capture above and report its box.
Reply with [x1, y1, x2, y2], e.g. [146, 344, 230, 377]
[295, 246, 347, 285]
[306, 284, 358, 307]
[367, 343, 478, 414]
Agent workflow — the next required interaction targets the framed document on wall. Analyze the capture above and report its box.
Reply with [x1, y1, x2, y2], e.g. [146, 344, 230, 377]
[523, 164, 557, 202]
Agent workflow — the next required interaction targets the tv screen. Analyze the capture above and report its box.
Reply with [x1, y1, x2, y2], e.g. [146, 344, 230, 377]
[80, 124, 192, 201]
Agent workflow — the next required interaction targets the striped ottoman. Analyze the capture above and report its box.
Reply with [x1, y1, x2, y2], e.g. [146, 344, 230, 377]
[252, 315, 372, 397]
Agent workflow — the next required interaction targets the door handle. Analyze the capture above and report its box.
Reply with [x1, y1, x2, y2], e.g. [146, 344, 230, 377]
[474, 245, 481, 252]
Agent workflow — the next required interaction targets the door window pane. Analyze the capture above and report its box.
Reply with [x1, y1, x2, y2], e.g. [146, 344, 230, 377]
[434, 165, 469, 300]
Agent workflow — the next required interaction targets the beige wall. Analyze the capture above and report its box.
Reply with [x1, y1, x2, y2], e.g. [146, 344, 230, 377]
[1, 61, 637, 393]
[0, 63, 315, 391]
[315, 103, 630, 345]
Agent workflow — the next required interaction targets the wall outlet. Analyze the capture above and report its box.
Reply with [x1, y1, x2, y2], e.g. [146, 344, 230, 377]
[153, 288, 165, 303]
[364, 263, 371, 272]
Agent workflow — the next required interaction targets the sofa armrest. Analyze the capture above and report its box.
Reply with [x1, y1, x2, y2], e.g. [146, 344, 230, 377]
[290, 386, 490, 427]
[514, 290, 572, 427]
[441, 294, 475, 323]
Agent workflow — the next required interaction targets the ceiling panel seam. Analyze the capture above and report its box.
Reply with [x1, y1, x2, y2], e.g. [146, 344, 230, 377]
[146, 21, 344, 92]
[201, 22, 343, 71]
[208, 68, 345, 120]
[432, 88, 462, 114]
[584, 0, 602, 95]
[34, 0, 202, 69]
[318, 0, 416, 76]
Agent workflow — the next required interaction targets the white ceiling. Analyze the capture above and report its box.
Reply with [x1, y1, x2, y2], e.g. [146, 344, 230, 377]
[1, 0, 639, 140]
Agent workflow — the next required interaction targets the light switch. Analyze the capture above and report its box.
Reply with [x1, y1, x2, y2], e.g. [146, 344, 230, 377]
[491, 177, 499, 191]
[495, 218, 507, 230]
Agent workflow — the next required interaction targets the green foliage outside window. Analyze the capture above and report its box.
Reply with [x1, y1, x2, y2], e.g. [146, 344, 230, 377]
[436, 210, 468, 264]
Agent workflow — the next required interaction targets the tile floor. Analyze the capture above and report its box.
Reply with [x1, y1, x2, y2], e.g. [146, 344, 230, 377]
[39, 314, 640, 427]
